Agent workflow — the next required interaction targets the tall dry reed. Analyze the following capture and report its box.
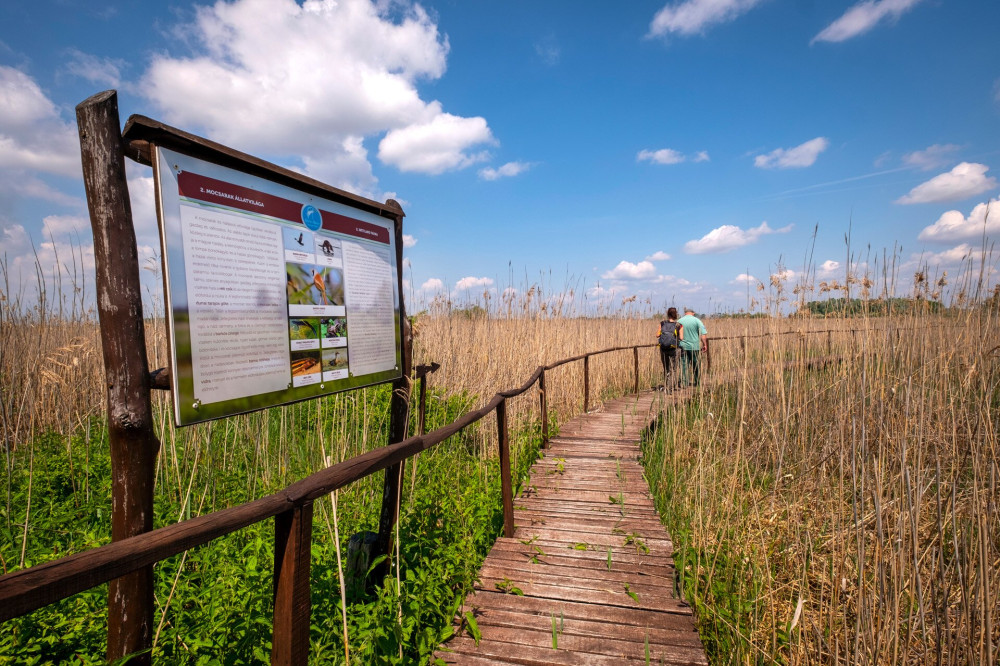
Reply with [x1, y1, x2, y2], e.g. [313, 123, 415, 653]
[646, 260, 1000, 664]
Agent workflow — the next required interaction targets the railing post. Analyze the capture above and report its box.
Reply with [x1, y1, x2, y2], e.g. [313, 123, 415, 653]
[413, 362, 439, 437]
[418, 372, 428, 436]
[77, 90, 159, 665]
[539, 369, 549, 449]
[272, 502, 314, 666]
[583, 355, 590, 412]
[827, 330, 832, 356]
[497, 398, 515, 538]
[705, 338, 711, 373]
[633, 346, 639, 394]
[375, 202, 412, 577]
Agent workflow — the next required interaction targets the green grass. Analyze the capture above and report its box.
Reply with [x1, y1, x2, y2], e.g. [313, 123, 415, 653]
[1, 385, 545, 664]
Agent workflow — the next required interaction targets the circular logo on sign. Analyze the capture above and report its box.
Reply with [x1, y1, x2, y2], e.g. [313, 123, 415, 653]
[301, 204, 322, 231]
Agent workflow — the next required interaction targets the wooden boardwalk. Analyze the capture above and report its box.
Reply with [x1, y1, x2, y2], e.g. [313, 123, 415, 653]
[436, 390, 708, 665]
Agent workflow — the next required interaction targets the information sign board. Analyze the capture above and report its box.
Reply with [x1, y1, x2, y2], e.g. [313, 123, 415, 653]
[154, 147, 401, 425]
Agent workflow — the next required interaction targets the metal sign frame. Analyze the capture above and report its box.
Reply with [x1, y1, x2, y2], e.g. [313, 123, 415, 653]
[122, 115, 405, 426]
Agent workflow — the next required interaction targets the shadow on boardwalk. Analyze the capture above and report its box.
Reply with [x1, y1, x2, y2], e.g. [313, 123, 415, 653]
[435, 389, 708, 665]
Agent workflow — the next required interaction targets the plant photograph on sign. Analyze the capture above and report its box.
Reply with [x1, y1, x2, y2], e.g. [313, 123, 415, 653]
[288, 318, 319, 342]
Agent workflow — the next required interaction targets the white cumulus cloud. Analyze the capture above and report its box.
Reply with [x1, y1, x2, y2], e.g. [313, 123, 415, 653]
[813, 0, 924, 44]
[602, 260, 657, 280]
[637, 148, 708, 165]
[637, 148, 684, 165]
[403, 234, 417, 248]
[918, 199, 999, 243]
[914, 243, 985, 268]
[479, 161, 531, 181]
[684, 221, 792, 254]
[64, 49, 125, 87]
[903, 144, 961, 171]
[420, 278, 444, 291]
[649, 0, 766, 38]
[754, 137, 829, 169]
[455, 276, 493, 290]
[731, 273, 758, 284]
[0, 66, 80, 179]
[896, 163, 997, 205]
[140, 0, 494, 192]
[378, 110, 495, 174]
[819, 259, 841, 276]
[645, 251, 671, 261]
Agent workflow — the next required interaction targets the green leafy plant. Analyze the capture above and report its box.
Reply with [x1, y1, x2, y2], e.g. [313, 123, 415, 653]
[494, 577, 523, 596]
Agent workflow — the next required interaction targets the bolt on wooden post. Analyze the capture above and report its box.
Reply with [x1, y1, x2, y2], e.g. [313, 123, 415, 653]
[76, 90, 160, 665]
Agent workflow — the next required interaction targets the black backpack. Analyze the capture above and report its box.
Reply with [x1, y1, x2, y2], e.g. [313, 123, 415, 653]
[658, 321, 680, 349]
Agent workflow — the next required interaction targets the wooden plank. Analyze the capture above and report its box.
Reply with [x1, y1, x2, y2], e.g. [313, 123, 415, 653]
[441, 635, 707, 665]
[483, 552, 676, 582]
[461, 590, 695, 622]
[489, 537, 672, 562]
[436, 389, 706, 665]
[509, 528, 672, 550]
[512, 507, 665, 525]
[458, 607, 703, 646]
[477, 562, 676, 593]
[474, 576, 675, 611]
[450, 623, 708, 662]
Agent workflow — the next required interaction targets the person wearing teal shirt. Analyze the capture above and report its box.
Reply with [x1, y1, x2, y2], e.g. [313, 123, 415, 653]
[677, 307, 707, 387]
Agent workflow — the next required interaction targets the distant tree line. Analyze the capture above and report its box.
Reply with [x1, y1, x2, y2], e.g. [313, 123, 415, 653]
[798, 297, 943, 317]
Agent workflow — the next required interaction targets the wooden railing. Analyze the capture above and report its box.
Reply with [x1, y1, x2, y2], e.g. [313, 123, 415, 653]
[0, 323, 860, 662]
[0, 341, 661, 664]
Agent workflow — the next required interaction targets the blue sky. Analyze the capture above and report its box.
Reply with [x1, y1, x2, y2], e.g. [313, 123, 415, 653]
[1, 0, 998, 315]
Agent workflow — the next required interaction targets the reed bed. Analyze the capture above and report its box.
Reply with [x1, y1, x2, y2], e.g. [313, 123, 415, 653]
[4, 250, 1000, 663]
[644, 300, 1000, 663]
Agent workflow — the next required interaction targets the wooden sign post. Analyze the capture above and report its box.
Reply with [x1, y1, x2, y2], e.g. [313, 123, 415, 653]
[77, 90, 160, 664]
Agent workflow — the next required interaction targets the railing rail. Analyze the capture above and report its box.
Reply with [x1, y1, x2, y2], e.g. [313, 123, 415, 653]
[0, 342, 660, 629]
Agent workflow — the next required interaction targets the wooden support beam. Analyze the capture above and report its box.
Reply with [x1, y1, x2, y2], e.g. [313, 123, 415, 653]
[633, 346, 639, 395]
[76, 89, 159, 666]
[271, 502, 314, 666]
[539, 369, 549, 449]
[497, 398, 514, 538]
[375, 202, 412, 576]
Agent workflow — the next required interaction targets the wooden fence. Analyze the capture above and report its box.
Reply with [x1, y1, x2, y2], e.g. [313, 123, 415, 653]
[0, 325, 855, 663]
[0, 340, 662, 662]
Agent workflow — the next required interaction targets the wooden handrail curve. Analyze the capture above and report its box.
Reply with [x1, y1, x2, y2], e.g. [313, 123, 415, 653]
[0, 325, 849, 655]
[0, 342, 656, 623]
